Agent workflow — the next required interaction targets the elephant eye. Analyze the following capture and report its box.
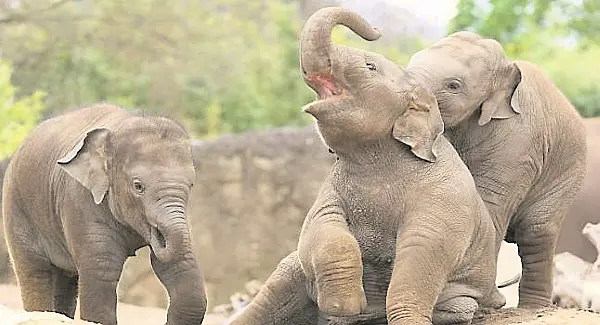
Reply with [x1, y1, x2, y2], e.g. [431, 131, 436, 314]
[132, 179, 145, 195]
[446, 79, 462, 91]
[366, 62, 377, 71]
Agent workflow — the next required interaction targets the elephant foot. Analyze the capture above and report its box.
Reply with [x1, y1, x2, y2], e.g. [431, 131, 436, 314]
[432, 296, 477, 325]
[317, 286, 367, 317]
[517, 299, 552, 309]
[479, 287, 506, 309]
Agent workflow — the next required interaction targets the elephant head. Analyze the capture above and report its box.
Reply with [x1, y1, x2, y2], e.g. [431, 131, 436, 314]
[57, 117, 196, 264]
[300, 7, 444, 162]
[406, 31, 522, 127]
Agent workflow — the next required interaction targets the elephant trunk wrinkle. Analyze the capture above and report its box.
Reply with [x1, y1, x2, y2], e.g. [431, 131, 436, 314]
[150, 209, 191, 263]
[299, 7, 380, 78]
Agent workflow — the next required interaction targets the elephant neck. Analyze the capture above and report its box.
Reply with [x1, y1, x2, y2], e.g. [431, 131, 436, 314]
[336, 138, 430, 175]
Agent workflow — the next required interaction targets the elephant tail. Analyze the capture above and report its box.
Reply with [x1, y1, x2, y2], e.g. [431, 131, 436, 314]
[497, 272, 521, 288]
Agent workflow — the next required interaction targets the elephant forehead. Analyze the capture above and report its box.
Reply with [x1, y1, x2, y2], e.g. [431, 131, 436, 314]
[116, 138, 193, 167]
[120, 161, 196, 186]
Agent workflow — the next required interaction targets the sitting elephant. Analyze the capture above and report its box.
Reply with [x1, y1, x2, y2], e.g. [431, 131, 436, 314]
[405, 31, 587, 308]
[2, 103, 207, 325]
[229, 8, 500, 325]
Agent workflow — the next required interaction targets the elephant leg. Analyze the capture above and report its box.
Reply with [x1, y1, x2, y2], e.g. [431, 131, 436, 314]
[229, 251, 319, 325]
[514, 182, 579, 308]
[75, 247, 127, 325]
[4, 208, 56, 312]
[13, 262, 56, 313]
[53, 272, 79, 318]
[298, 215, 366, 317]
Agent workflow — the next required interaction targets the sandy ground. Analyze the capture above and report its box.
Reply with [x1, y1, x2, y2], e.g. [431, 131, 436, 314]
[1, 243, 600, 324]
[2, 285, 600, 325]
[0, 284, 226, 325]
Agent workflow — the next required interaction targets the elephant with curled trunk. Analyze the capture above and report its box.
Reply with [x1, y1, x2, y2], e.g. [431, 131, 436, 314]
[405, 31, 587, 308]
[229, 7, 501, 325]
[1, 103, 206, 325]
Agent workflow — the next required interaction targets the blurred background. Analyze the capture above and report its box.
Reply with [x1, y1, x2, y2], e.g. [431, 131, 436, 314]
[1, 0, 598, 159]
[0, 0, 598, 318]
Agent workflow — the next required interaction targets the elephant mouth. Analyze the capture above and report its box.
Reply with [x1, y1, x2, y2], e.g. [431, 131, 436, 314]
[307, 73, 345, 101]
[150, 224, 167, 251]
[303, 73, 348, 118]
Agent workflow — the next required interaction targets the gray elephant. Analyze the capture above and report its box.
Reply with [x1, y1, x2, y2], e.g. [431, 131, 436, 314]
[556, 117, 600, 262]
[1, 103, 207, 325]
[229, 8, 500, 325]
[405, 31, 587, 308]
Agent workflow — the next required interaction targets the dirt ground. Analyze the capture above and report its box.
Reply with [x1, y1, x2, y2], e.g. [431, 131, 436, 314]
[2, 284, 600, 325]
[2, 243, 600, 324]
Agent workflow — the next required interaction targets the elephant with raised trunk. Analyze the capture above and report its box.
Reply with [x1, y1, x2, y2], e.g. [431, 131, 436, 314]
[229, 7, 501, 325]
[1, 103, 206, 325]
[405, 31, 587, 308]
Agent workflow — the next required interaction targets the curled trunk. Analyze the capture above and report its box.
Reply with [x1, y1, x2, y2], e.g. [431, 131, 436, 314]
[150, 207, 191, 263]
[299, 7, 381, 77]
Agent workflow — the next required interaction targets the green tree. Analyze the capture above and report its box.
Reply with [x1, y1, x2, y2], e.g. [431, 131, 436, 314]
[0, 59, 46, 159]
[448, 0, 600, 117]
[0, 0, 424, 138]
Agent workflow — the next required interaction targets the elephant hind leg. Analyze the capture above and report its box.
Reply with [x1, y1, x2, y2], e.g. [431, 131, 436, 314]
[53, 272, 79, 318]
[513, 176, 583, 308]
[229, 251, 319, 325]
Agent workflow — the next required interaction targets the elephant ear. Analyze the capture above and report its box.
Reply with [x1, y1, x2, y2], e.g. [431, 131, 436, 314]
[393, 95, 444, 163]
[478, 62, 522, 126]
[57, 128, 110, 204]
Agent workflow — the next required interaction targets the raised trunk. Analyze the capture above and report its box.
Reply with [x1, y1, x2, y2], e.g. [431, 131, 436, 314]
[299, 7, 380, 77]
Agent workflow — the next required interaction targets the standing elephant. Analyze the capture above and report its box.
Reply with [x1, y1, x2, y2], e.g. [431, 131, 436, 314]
[1, 103, 207, 325]
[230, 8, 500, 325]
[405, 31, 587, 308]
[556, 118, 600, 262]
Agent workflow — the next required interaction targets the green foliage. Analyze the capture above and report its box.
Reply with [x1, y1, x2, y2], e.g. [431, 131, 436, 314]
[0, 59, 46, 159]
[449, 0, 600, 117]
[0, 0, 417, 139]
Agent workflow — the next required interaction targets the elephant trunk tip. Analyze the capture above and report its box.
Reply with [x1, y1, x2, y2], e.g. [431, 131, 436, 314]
[150, 225, 174, 263]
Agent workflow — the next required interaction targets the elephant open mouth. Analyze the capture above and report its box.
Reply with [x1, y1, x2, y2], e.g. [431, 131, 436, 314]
[150, 224, 168, 255]
[306, 73, 344, 101]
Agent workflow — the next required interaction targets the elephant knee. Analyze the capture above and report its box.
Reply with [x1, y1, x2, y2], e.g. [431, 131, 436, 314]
[432, 296, 478, 325]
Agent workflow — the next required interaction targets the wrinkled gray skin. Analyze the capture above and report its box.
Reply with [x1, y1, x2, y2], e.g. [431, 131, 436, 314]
[230, 7, 500, 325]
[1, 103, 207, 325]
[406, 32, 587, 308]
[556, 118, 600, 263]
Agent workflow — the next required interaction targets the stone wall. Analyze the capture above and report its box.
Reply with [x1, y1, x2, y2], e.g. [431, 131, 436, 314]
[0, 126, 335, 309]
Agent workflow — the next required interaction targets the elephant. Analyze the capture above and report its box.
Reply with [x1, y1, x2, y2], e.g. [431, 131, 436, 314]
[556, 117, 600, 263]
[405, 31, 587, 308]
[229, 7, 501, 325]
[1, 103, 207, 325]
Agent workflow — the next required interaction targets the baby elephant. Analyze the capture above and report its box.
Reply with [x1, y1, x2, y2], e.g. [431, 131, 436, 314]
[229, 7, 501, 325]
[2, 103, 206, 325]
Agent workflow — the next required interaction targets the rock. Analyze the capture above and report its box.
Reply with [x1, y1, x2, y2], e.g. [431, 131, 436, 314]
[552, 222, 600, 311]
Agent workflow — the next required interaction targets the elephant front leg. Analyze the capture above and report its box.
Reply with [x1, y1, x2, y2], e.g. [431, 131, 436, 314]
[298, 208, 366, 317]
[229, 251, 318, 325]
[386, 224, 465, 325]
[150, 251, 207, 325]
[77, 252, 127, 325]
